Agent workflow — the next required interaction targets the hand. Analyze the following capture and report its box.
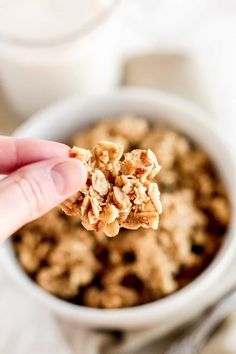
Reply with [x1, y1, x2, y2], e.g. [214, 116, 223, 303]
[0, 136, 87, 243]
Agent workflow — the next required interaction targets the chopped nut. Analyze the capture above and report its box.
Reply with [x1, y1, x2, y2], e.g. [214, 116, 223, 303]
[113, 186, 132, 211]
[100, 204, 119, 224]
[70, 146, 92, 163]
[121, 210, 159, 230]
[103, 220, 120, 237]
[148, 183, 162, 213]
[93, 140, 123, 163]
[91, 170, 109, 196]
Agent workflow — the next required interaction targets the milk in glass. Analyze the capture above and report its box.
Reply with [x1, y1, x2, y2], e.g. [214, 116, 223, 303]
[0, 0, 119, 118]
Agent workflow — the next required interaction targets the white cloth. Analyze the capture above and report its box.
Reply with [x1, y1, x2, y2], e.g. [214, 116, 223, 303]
[1, 1, 236, 353]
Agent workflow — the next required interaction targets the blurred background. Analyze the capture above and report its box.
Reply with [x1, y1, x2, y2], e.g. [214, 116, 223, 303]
[0, 0, 236, 135]
[1, 0, 236, 353]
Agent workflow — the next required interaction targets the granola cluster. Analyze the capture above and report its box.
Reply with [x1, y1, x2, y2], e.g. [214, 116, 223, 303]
[12, 115, 231, 308]
[61, 141, 161, 237]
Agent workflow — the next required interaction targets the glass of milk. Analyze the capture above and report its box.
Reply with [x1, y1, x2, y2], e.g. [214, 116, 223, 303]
[0, 0, 120, 118]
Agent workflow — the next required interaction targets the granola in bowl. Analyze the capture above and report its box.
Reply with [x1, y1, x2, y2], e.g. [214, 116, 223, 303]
[12, 115, 231, 309]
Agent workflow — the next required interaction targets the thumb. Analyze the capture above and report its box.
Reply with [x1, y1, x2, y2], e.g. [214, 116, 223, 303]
[0, 158, 87, 242]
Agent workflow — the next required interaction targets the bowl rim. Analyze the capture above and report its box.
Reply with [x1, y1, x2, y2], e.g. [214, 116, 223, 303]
[1, 87, 236, 328]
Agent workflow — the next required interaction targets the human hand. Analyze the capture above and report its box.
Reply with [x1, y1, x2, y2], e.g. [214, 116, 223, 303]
[0, 136, 87, 243]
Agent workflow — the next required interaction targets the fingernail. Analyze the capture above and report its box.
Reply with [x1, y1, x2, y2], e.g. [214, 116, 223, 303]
[51, 159, 87, 195]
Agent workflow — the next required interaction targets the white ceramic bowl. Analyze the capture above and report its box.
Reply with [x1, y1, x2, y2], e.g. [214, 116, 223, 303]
[1, 88, 236, 332]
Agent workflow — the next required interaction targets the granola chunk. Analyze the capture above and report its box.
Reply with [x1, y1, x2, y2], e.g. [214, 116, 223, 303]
[61, 141, 162, 236]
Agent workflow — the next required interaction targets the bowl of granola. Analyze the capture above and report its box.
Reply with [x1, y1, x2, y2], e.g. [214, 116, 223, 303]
[1, 88, 236, 331]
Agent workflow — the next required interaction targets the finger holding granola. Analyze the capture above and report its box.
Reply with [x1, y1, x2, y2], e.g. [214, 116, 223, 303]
[0, 137, 87, 243]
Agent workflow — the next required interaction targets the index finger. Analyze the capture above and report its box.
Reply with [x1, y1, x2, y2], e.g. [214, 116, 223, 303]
[0, 136, 70, 174]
